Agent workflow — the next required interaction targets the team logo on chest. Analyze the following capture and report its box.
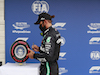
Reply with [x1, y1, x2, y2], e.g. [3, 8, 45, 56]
[46, 37, 51, 43]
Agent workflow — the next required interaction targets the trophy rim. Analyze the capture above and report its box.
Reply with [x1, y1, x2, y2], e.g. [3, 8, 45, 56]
[10, 40, 30, 63]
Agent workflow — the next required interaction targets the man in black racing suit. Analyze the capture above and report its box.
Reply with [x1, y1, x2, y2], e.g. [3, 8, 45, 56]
[27, 13, 61, 75]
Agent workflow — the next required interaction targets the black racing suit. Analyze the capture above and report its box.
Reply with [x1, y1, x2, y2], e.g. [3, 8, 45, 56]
[34, 26, 61, 75]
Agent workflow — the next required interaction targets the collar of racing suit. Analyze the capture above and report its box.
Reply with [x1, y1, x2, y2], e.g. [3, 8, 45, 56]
[44, 26, 52, 35]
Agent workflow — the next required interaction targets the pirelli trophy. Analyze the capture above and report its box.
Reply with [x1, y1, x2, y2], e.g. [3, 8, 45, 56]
[10, 40, 30, 64]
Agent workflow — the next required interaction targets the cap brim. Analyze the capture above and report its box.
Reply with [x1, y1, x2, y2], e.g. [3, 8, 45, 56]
[34, 22, 39, 25]
[34, 20, 40, 25]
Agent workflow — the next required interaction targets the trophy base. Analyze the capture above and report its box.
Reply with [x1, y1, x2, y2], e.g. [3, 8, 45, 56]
[15, 62, 26, 66]
[19, 63, 23, 66]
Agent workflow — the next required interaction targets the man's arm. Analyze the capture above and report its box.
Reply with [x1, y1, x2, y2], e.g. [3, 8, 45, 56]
[33, 35, 56, 62]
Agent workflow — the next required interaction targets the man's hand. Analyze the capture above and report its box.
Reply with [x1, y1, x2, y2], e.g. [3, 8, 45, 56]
[26, 48, 35, 59]
[32, 45, 39, 52]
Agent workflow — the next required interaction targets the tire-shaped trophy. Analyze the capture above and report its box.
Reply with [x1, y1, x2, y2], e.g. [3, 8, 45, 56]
[10, 40, 30, 63]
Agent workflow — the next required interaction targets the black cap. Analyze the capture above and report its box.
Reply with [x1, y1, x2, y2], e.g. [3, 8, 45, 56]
[34, 13, 55, 25]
